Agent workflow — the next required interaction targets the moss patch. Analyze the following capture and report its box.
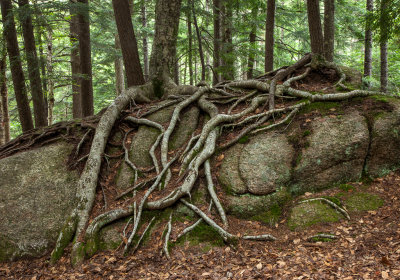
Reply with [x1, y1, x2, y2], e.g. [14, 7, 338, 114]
[288, 201, 343, 231]
[251, 204, 282, 226]
[300, 102, 341, 115]
[174, 221, 224, 248]
[344, 192, 383, 212]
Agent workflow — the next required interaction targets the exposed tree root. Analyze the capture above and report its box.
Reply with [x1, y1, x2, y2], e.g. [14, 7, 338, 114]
[307, 233, 337, 242]
[45, 55, 396, 266]
[298, 198, 350, 220]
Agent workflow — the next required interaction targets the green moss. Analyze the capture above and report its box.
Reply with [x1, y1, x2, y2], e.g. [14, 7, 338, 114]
[175, 221, 224, 247]
[152, 78, 164, 99]
[321, 196, 343, 207]
[344, 192, 383, 212]
[50, 217, 77, 264]
[338, 184, 355, 192]
[238, 135, 249, 144]
[288, 201, 343, 231]
[303, 130, 311, 137]
[251, 204, 282, 226]
[369, 95, 392, 103]
[300, 102, 341, 115]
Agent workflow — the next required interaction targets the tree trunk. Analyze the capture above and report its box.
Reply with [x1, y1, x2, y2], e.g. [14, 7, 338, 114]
[36, 25, 48, 120]
[70, 1, 82, 118]
[212, 0, 221, 85]
[46, 28, 55, 125]
[0, 43, 10, 144]
[265, 0, 275, 72]
[112, 0, 145, 87]
[221, 0, 234, 80]
[306, 0, 324, 56]
[364, 0, 373, 78]
[192, 0, 206, 81]
[149, 0, 182, 97]
[247, 5, 258, 79]
[187, 3, 194, 85]
[323, 0, 335, 62]
[1, 0, 34, 132]
[379, 0, 388, 92]
[18, 0, 47, 127]
[114, 34, 125, 95]
[78, 0, 94, 117]
[141, 1, 149, 81]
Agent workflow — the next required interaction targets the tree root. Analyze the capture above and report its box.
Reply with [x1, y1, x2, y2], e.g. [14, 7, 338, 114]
[298, 198, 350, 220]
[162, 213, 173, 259]
[307, 233, 337, 242]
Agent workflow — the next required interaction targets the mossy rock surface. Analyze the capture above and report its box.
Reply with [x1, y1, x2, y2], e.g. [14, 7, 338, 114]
[224, 187, 291, 218]
[0, 143, 79, 261]
[343, 192, 383, 212]
[288, 201, 343, 231]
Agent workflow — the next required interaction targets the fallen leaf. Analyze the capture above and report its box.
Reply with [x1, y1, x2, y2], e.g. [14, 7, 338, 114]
[382, 271, 389, 279]
[217, 154, 225, 161]
[256, 263, 262, 270]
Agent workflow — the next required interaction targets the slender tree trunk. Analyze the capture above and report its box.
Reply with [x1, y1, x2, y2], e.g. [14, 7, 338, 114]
[46, 28, 55, 125]
[141, 1, 149, 81]
[379, 0, 388, 92]
[1, 0, 34, 132]
[114, 34, 125, 95]
[0, 43, 10, 144]
[265, 0, 275, 72]
[247, 5, 258, 79]
[192, 0, 206, 81]
[18, 0, 47, 127]
[364, 0, 373, 78]
[174, 55, 179, 85]
[323, 0, 335, 62]
[36, 25, 48, 120]
[187, 3, 194, 85]
[149, 0, 182, 89]
[70, 2, 82, 118]
[78, 0, 94, 117]
[221, 0, 234, 80]
[306, 0, 324, 56]
[212, 0, 221, 85]
[112, 0, 145, 87]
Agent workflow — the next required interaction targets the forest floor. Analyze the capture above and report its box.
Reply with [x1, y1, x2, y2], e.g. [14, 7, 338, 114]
[1, 170, 400, 279]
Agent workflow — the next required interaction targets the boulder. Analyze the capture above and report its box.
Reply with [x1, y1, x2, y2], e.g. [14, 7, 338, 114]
[0, 143, 79, 261]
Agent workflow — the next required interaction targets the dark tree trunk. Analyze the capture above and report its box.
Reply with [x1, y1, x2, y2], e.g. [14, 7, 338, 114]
[364, 0, 373, 78]
[221, 0, 234, 80]
[69, 1, 82, 118]
[187, 3, 194, 85]
[212, 0, 221, 85]
[247, 5, 258, 79]
[192, 0, 206, 81]
[112, 0, 145, 87]
[379, 0, 388, 92]
[36, 25, 48, 120]
[323, 0, 335, 62]
[141, 1, 149, 81]
[1, 0, 34, 132]
[46, 28, 55, 125]
[77, 0, 93, 117]
[0, 43, 10, 144]
[307, 0, 324, 56]
[149, 0, 182, 97]
[18, 0, 47, 127]
[265, 0, 275, 72]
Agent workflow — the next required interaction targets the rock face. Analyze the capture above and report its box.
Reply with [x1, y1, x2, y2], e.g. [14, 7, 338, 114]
[218, 98, 400, 216]
[0, 143, 79, 262]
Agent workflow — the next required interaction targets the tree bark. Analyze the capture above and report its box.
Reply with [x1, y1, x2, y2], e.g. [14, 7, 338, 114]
[149, 0, 182, 96]
[212, 0, 221, 85]
[77, 0, 94, 117]
[221, 0, 234, 80]
[0, 43, 10, 144]
[46, 28, 55, 125]
[187, 3, 194, 85]
[35, 25, 48, 120]
[141, 1, 149, 81]
[247, 5, 258, 79]
[18, 0, 47, 127]
[265, 0, 275, 72]
[192, 0, 206, 81]
[306, 0, 324, 56]
[112, 0, 145, 87]
[69, 1, 82, 118]
[323, 0, 335, 62]
[114, 34, 125, 95]
[1, 0, 34, 132]
[379, 0, 388, 93]
[363, 0, 373, 78]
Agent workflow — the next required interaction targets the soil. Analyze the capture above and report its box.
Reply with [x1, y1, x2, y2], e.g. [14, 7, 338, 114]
[1, 170, 399, 279]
